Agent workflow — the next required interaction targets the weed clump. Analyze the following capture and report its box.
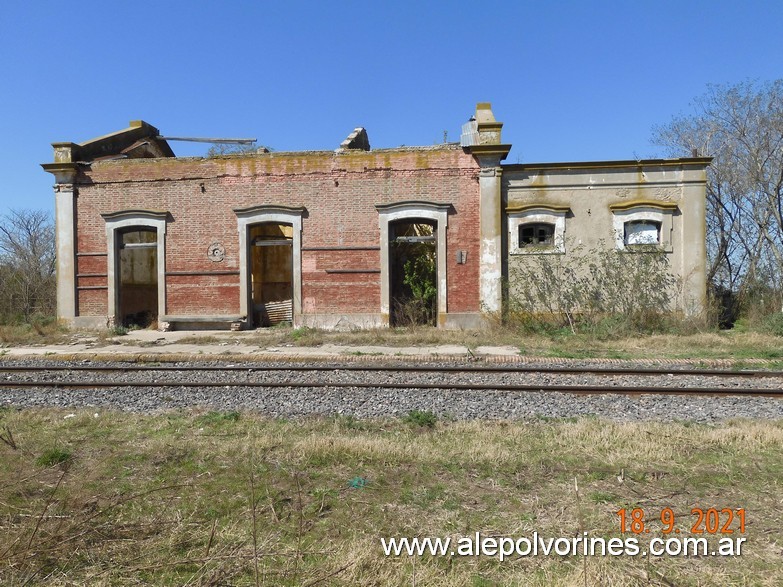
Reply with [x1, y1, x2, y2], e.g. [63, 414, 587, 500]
[402, 409, 438, 428]
[36, 447, 72, 467]
[289, 326, 325, 345]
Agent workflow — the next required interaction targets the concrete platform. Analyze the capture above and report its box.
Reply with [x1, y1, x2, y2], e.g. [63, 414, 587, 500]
[0, 329, 523, 362]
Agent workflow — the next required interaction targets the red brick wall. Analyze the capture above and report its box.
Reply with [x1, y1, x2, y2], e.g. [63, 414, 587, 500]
[73, 146, 481, 319]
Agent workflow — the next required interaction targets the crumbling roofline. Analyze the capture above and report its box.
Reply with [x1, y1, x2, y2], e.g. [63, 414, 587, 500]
[47, 120, 175, 165]
[77, 120, 159, 147]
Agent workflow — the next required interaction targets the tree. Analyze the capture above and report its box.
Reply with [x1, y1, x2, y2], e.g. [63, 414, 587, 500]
[0, 209, 56, 322]
[653, 80, 783, 313]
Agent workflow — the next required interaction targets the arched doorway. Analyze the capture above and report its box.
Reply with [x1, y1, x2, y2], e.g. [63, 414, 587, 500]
[234, 205, 305, 329]
[117, 227, 158, 327]
[389, 219, 437, 326]
[249, 222, 293, 326]
[375, 201, 450, 327]
[102, 210, 168, 329]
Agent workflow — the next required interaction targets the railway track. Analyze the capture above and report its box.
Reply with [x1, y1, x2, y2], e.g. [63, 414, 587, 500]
[2, 362, 782, 398]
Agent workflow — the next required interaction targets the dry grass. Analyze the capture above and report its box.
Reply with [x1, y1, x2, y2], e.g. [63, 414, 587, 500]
[591, 330, 783, 360]
[103, 324, 783, 363]
[189, 322, 783, 363]
[0, 322, 70, 346]
[253, 325, 487, 349]
[510, 330, 783, 363]
[3, 317, 782, 364]
[1, 408, 781, 585]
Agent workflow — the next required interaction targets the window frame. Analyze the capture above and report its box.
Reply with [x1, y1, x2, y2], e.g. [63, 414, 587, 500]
[610, 200, 676, 253]
[623, 219, 662, 247]
[507, 205, 569, 255]
[519, 222, 556, 248]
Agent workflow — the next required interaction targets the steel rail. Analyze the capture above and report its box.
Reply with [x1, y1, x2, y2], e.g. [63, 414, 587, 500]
[1, 364, 781, 378]
[1, 380, 782, 397]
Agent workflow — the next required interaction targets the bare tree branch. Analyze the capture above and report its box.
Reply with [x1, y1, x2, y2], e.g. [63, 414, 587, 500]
[653, 80, 783, 313]
[0, 209, 56, 322]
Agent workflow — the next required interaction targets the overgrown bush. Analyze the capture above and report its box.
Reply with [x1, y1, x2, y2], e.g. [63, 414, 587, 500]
[761, 313, 783, 337]
[506, 244, 680, 336]
[736, 280, 783, 329]
[391, 246, 437, 326]
[403, 254, 437, 308]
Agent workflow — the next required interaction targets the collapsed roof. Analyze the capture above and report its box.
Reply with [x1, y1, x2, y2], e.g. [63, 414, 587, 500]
[47, 120, 175, 165]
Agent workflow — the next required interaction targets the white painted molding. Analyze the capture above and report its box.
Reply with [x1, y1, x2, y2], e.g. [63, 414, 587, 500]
[102, 210, 168, 325]
[234, 205, 305, 327]
[375, 201, 450, 324]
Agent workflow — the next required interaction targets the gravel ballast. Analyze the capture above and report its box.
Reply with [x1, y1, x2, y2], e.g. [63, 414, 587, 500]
[2, 359, 782, 423]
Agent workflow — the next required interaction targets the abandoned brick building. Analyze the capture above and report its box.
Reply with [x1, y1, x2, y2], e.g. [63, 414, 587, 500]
[42, 103, 711, 330]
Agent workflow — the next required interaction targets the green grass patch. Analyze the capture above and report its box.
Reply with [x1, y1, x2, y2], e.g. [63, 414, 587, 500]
[402, 409, 438, 428]
[36, 447, 72, 467]
[196, 410, 241, 425]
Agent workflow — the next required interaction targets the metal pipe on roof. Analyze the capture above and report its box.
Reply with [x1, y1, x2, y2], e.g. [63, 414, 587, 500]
[157, 136, 257, 144]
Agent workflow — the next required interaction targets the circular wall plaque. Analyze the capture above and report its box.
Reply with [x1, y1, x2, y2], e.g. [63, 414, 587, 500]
[207, 242, 225, 262]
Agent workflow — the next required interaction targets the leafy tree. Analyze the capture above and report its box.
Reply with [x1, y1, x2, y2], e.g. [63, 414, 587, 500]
[653, 80, 783, 314]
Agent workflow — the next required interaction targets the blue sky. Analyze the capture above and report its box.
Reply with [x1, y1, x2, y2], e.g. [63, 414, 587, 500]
[1, 1, 781, 217]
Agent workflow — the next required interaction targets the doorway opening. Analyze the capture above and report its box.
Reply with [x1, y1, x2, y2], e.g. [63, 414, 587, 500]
[117, 227, 158, 327]
[250, 222, 293, 326]
[389, 220, 437, 326]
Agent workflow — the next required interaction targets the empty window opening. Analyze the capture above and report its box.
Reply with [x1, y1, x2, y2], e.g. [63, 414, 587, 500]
[624, 220, 661, 246]
[250, 223, 293, 326]
[390, 220, 437, 327]
[118, 228, 157, 327]
[519, 223, 555, 248]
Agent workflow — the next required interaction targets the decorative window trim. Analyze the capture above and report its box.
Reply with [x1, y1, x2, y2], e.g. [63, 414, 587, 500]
[375, 201, 450, 324]
[609, 200, 676, 252]
[506, 204, 569, 254]
[234, 205, 305, 327]
[101, 209, 168, 325]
